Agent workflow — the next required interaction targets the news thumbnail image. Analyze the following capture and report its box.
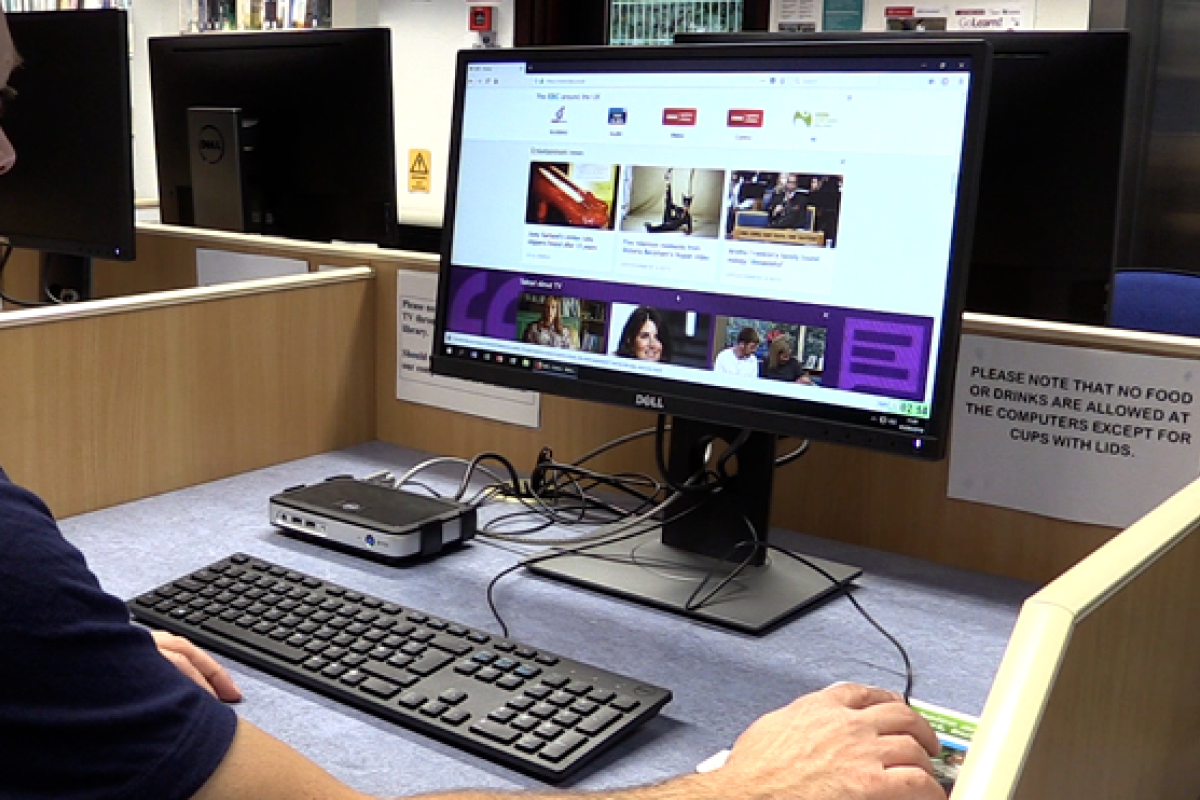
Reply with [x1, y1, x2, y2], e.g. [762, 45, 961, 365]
[609, 303, 714, 368]
[714, 315, 828, 384]
[726, 171, 843, 248]
[517, 292, 609, 353]
[526, 162, 620, 230]
[619, 166, 725, 238]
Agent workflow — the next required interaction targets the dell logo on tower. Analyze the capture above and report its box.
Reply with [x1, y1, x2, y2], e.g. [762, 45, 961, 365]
[634, 394, 665, 410]
[196, 125, 225, 164]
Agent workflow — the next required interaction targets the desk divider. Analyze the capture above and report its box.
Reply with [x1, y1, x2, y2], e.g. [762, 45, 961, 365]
[0, 266, 375, 519]
[9, 224, 1200, 796]
[955, 473, 1200, 799]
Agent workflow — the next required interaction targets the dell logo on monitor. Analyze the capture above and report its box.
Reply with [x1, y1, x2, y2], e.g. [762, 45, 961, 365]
[634, 394, 665, 410]
[196, 125, 225, 165]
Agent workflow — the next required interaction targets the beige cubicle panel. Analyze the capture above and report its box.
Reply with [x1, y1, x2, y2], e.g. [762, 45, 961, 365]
[953, 471, 1200, 799]
[372, 255, 1189, 586]
[30, 223, 1195, 588]
[0, 267, 376, 519]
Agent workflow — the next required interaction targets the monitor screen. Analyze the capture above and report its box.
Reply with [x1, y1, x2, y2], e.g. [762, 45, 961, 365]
[676, 30, 1132, 326]
[149, 28, 399, 248]
[431, 40, 990, 631]
[0, 10, 135, 265]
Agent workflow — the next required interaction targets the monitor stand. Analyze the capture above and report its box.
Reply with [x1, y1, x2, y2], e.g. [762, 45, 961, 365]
[526, 418, 862, 633]
[40, 253, 92, 302]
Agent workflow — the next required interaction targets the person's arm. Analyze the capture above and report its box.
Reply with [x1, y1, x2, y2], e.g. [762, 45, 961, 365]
[191, 683, 944, 800]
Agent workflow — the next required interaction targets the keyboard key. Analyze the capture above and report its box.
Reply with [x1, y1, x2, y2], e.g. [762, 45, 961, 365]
[443, 708, 470, 726]
[362, 661, 419, 688]
[539, 732, 587, 763]
[397, 691, 427, 709]
[577, 708, 620, 736]
[408, 652, 453, 676]
[488, 707, 517, 723]
[515, 735, 544, 753]
[421, 701, 449, 717]
[438, 688, 468, 705]
[200, 619, 307, 663]
[610, 696, 641, 713]
[361, 677, 401, 699]
[470, 719, 520, 745]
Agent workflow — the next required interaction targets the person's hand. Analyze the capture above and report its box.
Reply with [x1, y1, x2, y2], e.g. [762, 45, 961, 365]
[151, 630, 243, 702]
[712, 683, 944, 800]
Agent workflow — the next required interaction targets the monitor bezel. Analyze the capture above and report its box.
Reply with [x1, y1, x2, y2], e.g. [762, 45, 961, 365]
[0, 9, 136, 262]
[432, 40, 993, 461]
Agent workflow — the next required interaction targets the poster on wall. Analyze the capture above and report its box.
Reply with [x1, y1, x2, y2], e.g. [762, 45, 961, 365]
[776, 0, 819, 31]
[879, 3, 1034, 31]
[821, 0, 864, 30]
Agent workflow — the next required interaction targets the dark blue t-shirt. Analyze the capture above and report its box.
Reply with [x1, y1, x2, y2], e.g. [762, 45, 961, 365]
[0, 471, 237, 799]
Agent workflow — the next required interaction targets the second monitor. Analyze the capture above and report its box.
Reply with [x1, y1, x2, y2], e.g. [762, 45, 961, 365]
[149, 28, 399, 248]
[677, 30, 1132, 326]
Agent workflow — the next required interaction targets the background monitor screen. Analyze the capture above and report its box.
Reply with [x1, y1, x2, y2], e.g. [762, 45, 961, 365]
[0, 9, 135, 263]
[430, 41, 991, 631]
[149, 28, 399, 248]
[676, 30, 1131, 326]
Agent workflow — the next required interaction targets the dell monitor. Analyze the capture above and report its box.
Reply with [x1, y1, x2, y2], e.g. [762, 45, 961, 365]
[149, 28, 399, 248]
[432, 40, 991, 632]
[0, 9, 135, 302]
[676, 30, 1132, 326]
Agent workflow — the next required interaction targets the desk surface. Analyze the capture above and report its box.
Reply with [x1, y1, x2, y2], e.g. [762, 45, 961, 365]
[60, 442, 1035, 796]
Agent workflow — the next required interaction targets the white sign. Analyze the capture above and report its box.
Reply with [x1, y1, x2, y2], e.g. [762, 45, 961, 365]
[396, 269, 540, 428]
[949, 335, 1200, 527]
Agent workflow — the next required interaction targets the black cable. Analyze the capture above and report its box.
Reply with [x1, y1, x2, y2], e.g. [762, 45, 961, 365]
[483, 493, 714, 637]
[452, 452, 525, 502]
[680, 531, 916, 703]
[0, 242, 58, 308]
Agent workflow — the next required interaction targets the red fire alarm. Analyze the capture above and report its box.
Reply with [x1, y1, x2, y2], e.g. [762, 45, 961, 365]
[469, 6, 493, 31]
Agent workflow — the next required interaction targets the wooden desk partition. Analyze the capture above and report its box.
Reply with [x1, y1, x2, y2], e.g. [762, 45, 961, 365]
[954, 472, 1200, 799]
[373, 256, 1200, 586]
[0, 267, 376, 519]
[20, 223, 1200, 587]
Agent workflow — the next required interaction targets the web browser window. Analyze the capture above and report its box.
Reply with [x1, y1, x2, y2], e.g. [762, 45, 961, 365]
[439, 47, 981, 437]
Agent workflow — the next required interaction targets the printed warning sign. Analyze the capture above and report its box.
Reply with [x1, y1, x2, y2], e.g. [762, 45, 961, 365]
[408, 149, 431, 193]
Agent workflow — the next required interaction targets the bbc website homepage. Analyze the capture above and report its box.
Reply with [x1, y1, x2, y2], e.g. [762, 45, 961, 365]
[443, 58, 972, 422]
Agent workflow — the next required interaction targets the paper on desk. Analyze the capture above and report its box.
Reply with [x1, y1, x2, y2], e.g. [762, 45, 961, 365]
[396, 269, 539, 428]
[949, 335, 1200, 527]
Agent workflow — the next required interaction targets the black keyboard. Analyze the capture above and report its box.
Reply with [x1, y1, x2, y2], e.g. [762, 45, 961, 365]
[128, 553, 672, 782]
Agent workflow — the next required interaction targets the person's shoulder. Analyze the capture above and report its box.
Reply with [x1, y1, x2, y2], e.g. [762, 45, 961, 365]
[0, 470, 57, 531]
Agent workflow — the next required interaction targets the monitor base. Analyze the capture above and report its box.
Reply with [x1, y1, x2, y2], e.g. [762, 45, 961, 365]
[526, 530, 862, 633]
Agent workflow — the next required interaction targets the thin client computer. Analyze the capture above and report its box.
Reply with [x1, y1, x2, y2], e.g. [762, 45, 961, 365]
[676, 30, 1132, 326]
[0, 9, 135, 302]
[431, 40, 991, 632]
[149, 28, 399, 248]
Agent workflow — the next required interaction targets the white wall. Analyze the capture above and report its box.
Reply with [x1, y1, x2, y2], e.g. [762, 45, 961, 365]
[128, 0, 514, 229]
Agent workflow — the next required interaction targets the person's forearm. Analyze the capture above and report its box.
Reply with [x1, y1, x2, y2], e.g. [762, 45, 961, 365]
[409, 773, 718, 800]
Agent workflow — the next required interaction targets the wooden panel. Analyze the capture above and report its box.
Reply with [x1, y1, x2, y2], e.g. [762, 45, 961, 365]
[1013, 552, 1200, 799]
[371, 256, 1121, 583]
[2, 225, 379, 304]
[0, 270, 376, 519]
[956, 475, 1200, 799]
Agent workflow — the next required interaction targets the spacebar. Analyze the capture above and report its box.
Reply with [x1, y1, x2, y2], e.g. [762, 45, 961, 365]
[200, 619, 306, 664]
